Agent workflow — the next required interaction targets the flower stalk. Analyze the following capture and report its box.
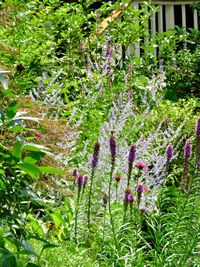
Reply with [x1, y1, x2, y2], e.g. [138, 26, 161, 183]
[87, 141, 100, 231]
[136, 184, 144, 207]
[113, 175, 121, 201]
[108, 133, 118, 248]
[123, 188, 135, 222]
[165, 144, 174, 173]
[74, 175, 83, 242]
[182, 140, 192, 192]
[102, 193, 108, 244]
[127, 144, 136, 187]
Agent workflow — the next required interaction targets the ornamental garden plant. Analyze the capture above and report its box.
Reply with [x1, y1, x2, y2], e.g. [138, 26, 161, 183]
[0, 1, 200, 267]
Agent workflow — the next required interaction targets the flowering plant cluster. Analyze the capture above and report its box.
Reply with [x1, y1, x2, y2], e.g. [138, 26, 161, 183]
[71, 114, 200, 246]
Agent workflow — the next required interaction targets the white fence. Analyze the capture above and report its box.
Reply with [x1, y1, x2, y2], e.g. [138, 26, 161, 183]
[125, 1, 199, 58]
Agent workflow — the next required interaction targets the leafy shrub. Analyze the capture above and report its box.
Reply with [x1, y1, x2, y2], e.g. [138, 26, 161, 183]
[0, 89, 64, 266]
[165, 47, 200, 98]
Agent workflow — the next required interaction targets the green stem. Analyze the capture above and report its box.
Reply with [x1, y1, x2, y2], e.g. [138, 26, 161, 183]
[102, 206, 107, 246]
[130, 205, 133, 222]
[108, 164, 118, 249]
[115, 182, 119, 202]
[74, 188, 81, 242]
[87, 169, 95, 231]
[182, 158, 189, 192]
[127, 163, 133, 188]
[123, 202, 128, 224]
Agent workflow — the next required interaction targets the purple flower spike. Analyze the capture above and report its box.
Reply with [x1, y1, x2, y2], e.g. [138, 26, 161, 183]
[91, 156, 98, 167]
[102, 193, 108, 206]
[127, 144, 136, 187]
[76, 175, 83, 186]
[136, 184, 144, 205]
[136, 184, 144, 193]
[110, 134, 116, 164]
[184, 140, 192, 158]
[91, 141, 100, 169]
[128, 144, 136, 163]
[82, 175, 88, 193]
[124, 188, 131, 203]
[196, 118, 200, 136]
[72, 168, 78, 177]
[128, 193, 135, 204]
[166, 144, 174, 161]
[83, 175, 88, 185]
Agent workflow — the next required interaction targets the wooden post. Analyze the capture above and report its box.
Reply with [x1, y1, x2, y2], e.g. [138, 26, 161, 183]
[182, 5, 186, 27]
[165, 5, 174, 30]
[134, 3, 140, 57]
[194, 9, 198, 30]
[158, 5, 163, 33]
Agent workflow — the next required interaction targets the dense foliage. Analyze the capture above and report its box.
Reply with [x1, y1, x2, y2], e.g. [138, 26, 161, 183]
[0, 1, 200, 266]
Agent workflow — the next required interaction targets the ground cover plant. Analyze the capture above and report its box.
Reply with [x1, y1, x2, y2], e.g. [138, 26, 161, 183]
[1, 0, 200, 266]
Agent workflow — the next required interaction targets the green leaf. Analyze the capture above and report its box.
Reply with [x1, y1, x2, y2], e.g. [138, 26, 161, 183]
[42, 243, 59, 251]
[18, 163, 41, 179]
[9, 125, 24, 133]
[23, 157, 37, 164]
[39, 167, 64, 175]
[50, 213, 64, 228]
[5, 101, 18, 119]
[28, 218, 45, 237]
[26, 151, 46, 162]
[22, 143, 51, 153]
[0, 169, 5, 175]
[12, 141, 22, 160]
[2, 89, 13, 98]
[1, 254, 17, 267]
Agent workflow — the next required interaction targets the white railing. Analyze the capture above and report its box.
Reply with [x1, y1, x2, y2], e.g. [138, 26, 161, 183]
[126, 1, 199, 58]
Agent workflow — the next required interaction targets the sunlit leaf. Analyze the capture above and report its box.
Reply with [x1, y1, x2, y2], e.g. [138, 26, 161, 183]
[12, 140, 22, 160]
[22, 143, 50, 152]
[39, 166, 64, 175]
[50, 213, 64, 228]
[5, 101, 18, 119]
[18, 162, 41, 179]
